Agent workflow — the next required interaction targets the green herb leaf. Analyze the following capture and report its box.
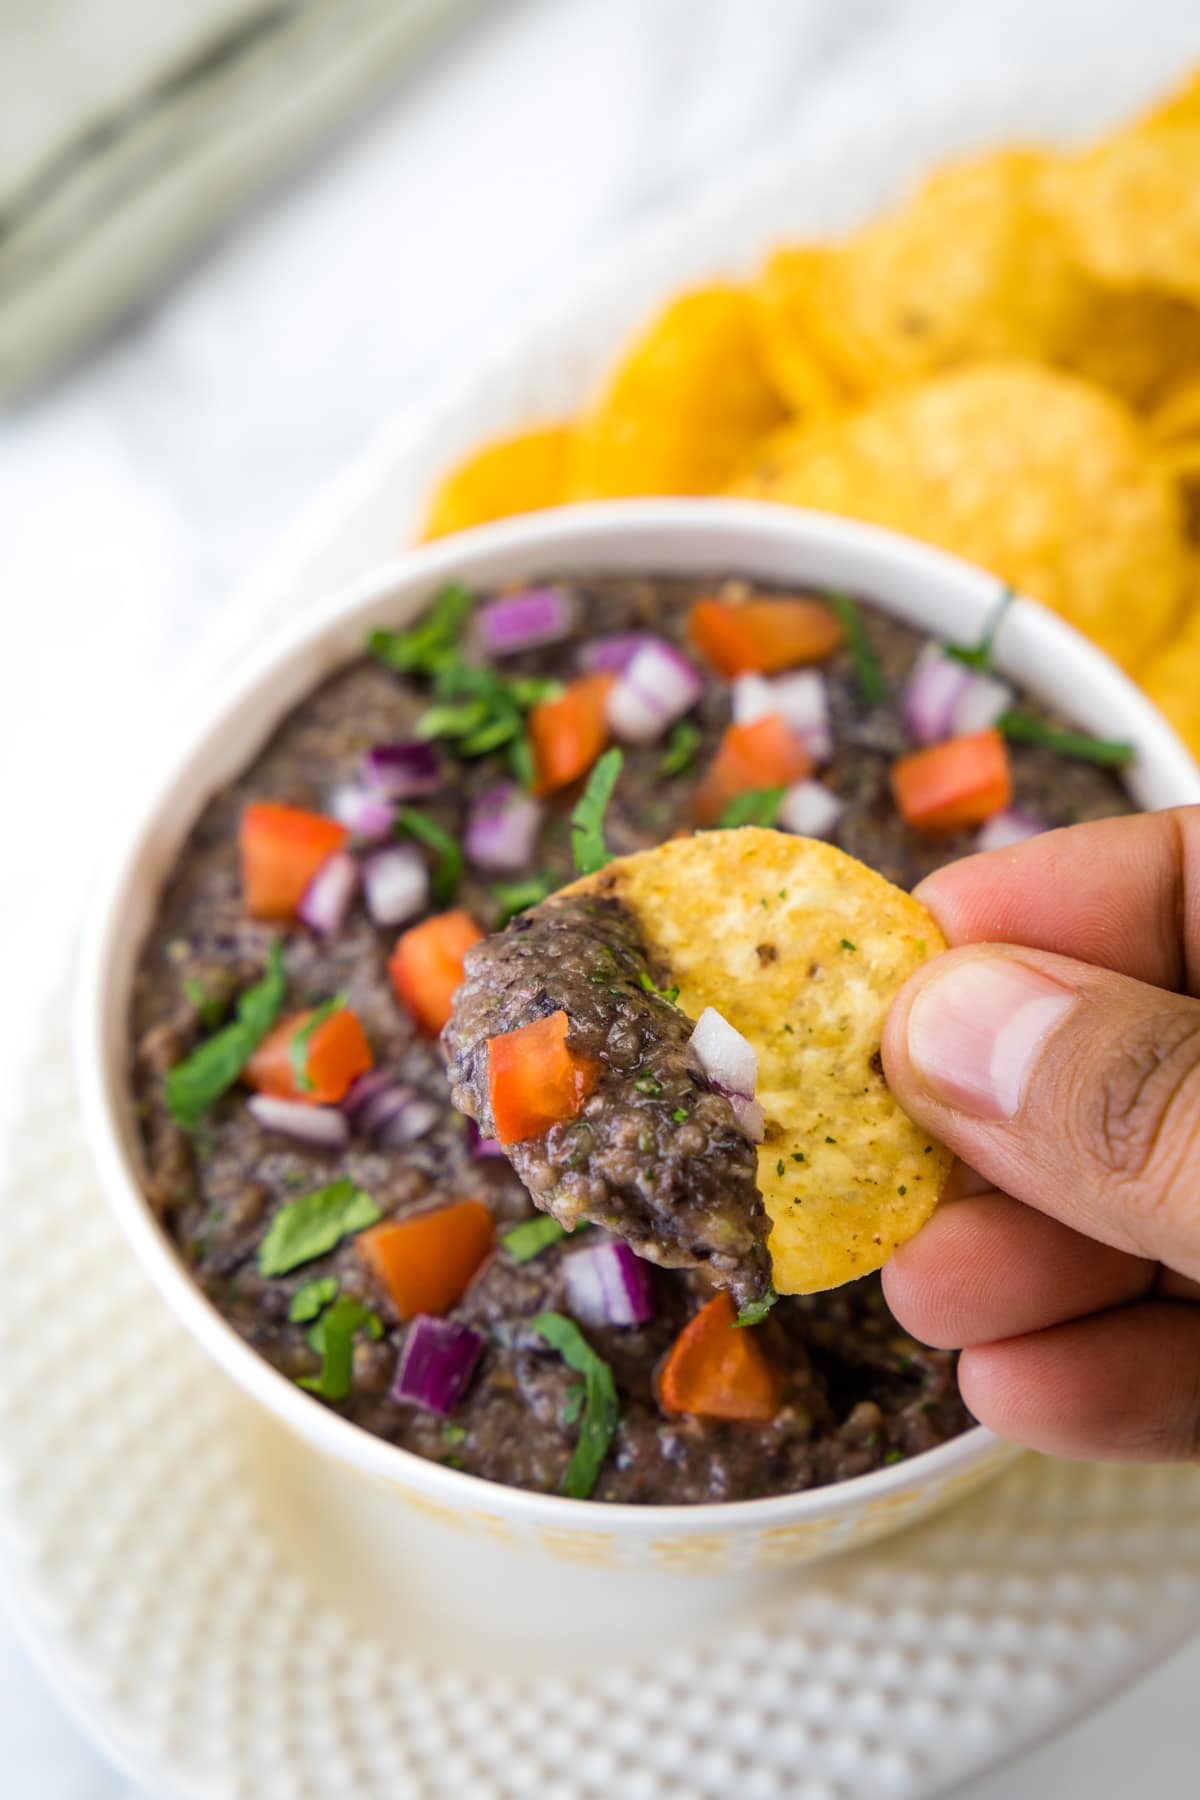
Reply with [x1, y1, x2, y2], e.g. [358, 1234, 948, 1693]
[416, 660, 561, 764]
[501, 1216, 568, 1262]
[637, 970, 680, 1004]
[561, 1384, 586, 1428]
[367, 584, 473, 677]
[634, 1076, 663, 1097]
[288, 1276, 338, 1322]
[258, 1177, 381, 1277]
[659, 718, 702, 778]
[508, 731, 536, 790]
[395, 807, 464, 904]
[735, 1287, 778, 1328]
[944, 587, 1013, 673]
[491, 874, 554, 925]
[182, 977, 228, 1031]
[829, 593, 885, 705]
[297, 1296, 383, 1402]
[996, 709, 1134, 767]
[716, 786, 785, 829]
[289, 992, 347, 1094]
[671, 1106, 689, 1123]
[165, 940, 286, 1130]
[529, 1311, 619, 1499]
[570, 748, 624, 876]
[442, 1422, 468, 1445]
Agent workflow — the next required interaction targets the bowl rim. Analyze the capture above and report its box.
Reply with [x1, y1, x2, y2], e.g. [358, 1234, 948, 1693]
[75, 497, 1200, 1530]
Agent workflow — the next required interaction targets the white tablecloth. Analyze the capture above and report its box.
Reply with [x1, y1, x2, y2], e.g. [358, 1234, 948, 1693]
[4, 0, 1200, 1791]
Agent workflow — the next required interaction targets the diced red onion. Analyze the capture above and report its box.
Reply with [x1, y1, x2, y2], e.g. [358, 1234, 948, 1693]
[948, 671, 1012, 736]
[329, 783, 396, 841]
[392, 1315, 484, 1416]
[729, 1094, 766, 1143]
[297, 850, 359, 935]
[777, 779, 845, 840]
[342, 1070, 394, 1121]
[974, 807, 1046, 853]
[903, 643, 1013, 746]
[474, 1136, 506, 1158]
[361, 740, 442, 798]
[580, 632, 650, 674]
[563, 1240, 656, 1328]
[477, 587, 578, 656]
[689, 1006, 757, 1100]
[362, 844, 429, 927]
[376, 1096, 441, 1149]
[607, 639, 704, 745]
[247, 1095, 350, 1148]
[733, 671, 832, 763]
[465, 784, 544, 873]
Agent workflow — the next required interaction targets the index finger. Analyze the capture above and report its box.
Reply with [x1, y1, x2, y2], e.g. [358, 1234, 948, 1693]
[914, 806, 1200, 996]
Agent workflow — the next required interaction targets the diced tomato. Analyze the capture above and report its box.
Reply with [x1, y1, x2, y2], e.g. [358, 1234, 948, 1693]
[692, 713, 812, 824]
[487, 1010, 601, 1145]
[240, 803, 347, 920]
[688, 596, 843, 677]
[891, 727, 1013, 834]
[389, 909, 483, 1036]
[658, 1291, 784, 1422]
[245, 1006, 373, 1105]
[357, 1200, 495, 1319]
[528, 673, 614, 794]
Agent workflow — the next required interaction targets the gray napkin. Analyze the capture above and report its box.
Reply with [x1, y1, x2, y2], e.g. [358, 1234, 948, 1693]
[0, 0, 485, 400]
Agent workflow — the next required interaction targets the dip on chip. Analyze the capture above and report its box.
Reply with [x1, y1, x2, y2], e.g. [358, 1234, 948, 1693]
[443, 829, 951, 1300]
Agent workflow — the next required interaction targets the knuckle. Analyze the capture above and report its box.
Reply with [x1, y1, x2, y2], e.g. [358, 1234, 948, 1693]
[1074, 1006, 1200, 1205]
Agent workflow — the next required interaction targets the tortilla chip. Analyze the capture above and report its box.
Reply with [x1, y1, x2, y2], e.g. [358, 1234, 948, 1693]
[732, 360, 1190, 673]
[421, 424, 575, 540]
[567, 286, 786, 499]
[569, 829, 950, 1294]
[752, 153, 1086, 396]
[1063, 287, 1200, 411]
[1040, 121, 1200, 303]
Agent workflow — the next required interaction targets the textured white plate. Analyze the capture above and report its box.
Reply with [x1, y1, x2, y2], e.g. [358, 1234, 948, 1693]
[4, 1025, 1200, 1800]
[11, 60, 1200, 1791]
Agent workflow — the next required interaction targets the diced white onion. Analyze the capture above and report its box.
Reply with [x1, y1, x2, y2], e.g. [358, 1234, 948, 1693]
[689, 1005, 757, 1099]
[777, 779, 844, 839]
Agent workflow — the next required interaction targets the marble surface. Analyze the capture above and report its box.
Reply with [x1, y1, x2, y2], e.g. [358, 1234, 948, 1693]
[4, 0, 1200, 1792]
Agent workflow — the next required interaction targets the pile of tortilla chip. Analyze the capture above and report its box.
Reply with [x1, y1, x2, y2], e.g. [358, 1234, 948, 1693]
[421, 68, 1200, 757]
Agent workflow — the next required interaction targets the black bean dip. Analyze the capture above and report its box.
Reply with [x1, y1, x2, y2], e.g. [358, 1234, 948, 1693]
[129, 572, 1130, 1503]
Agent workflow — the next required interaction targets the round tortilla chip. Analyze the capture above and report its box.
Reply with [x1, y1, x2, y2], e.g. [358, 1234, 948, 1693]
[1062, 286, 1200, 411]
[421, 424, 575, 540]
[1040, 122, 1200, 303]
[569, 829, 951, 1295]
[567, 286, 786, 500]
[732, 360, 1190, 673]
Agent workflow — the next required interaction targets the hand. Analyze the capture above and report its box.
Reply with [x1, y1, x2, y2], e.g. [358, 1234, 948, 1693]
[881, 806, 1200, 1463]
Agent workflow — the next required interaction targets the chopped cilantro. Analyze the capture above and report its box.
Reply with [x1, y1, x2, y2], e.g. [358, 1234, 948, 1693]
[883, 1448, 904, 1465]
[671, 1106, 689, 1123]
[416, 659, 561, 766]
[182, 977, 228, 1030]
[530, 1311, 619, 1499]
[735, 1288, 778, 1328]
[288, 1276, 338, 1322]
[716, 786, 785, 829]
[782, 1023, 794, 1034]
[289, 992, 347, 1093]
[776, 1158, 785, 1177]
[638, 970, 680, 1004]
[501, 1215, 568, 1262]
[829, 593, 885, 704]
[258, 1177, 381, 1277]
[791, 1152, 805, 1163]
[635, 1076, 663, 1097]
[164, 940, 286, 1130]
[825, 1135, 837, 1144]
[297, 1296, 383, 1402]
[840, 938, 856, 952]
[659, 718, 702, 777]
[442, 1422, 468, 1445]
[367, 583, 473, 677]
[441, 1452, 465, 1469]
[944, 587, 1013, 673]
[997, 709, 1133, 767]
[508, 730, 537, 790]
[571, 748, 624, 875]
[561, 1383, 586, 1428]
[897, 1185, 907, 1196]
[395, 807, 464, 904]
[491, 874, 554, 925]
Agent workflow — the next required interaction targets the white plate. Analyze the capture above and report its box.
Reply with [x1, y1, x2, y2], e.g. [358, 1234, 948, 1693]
[11, 76, 1200, 1793]
[4, 1020, 1200, 1800]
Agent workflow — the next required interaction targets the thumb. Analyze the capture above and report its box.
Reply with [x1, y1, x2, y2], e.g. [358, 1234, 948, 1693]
[882, 945, 1200, 1280]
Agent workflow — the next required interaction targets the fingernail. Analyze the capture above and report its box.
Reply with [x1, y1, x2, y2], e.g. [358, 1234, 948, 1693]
[906, 956, 1076, 1121]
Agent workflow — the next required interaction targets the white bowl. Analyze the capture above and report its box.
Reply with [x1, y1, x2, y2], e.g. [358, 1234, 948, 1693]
[76, 499, 1200, 1662]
